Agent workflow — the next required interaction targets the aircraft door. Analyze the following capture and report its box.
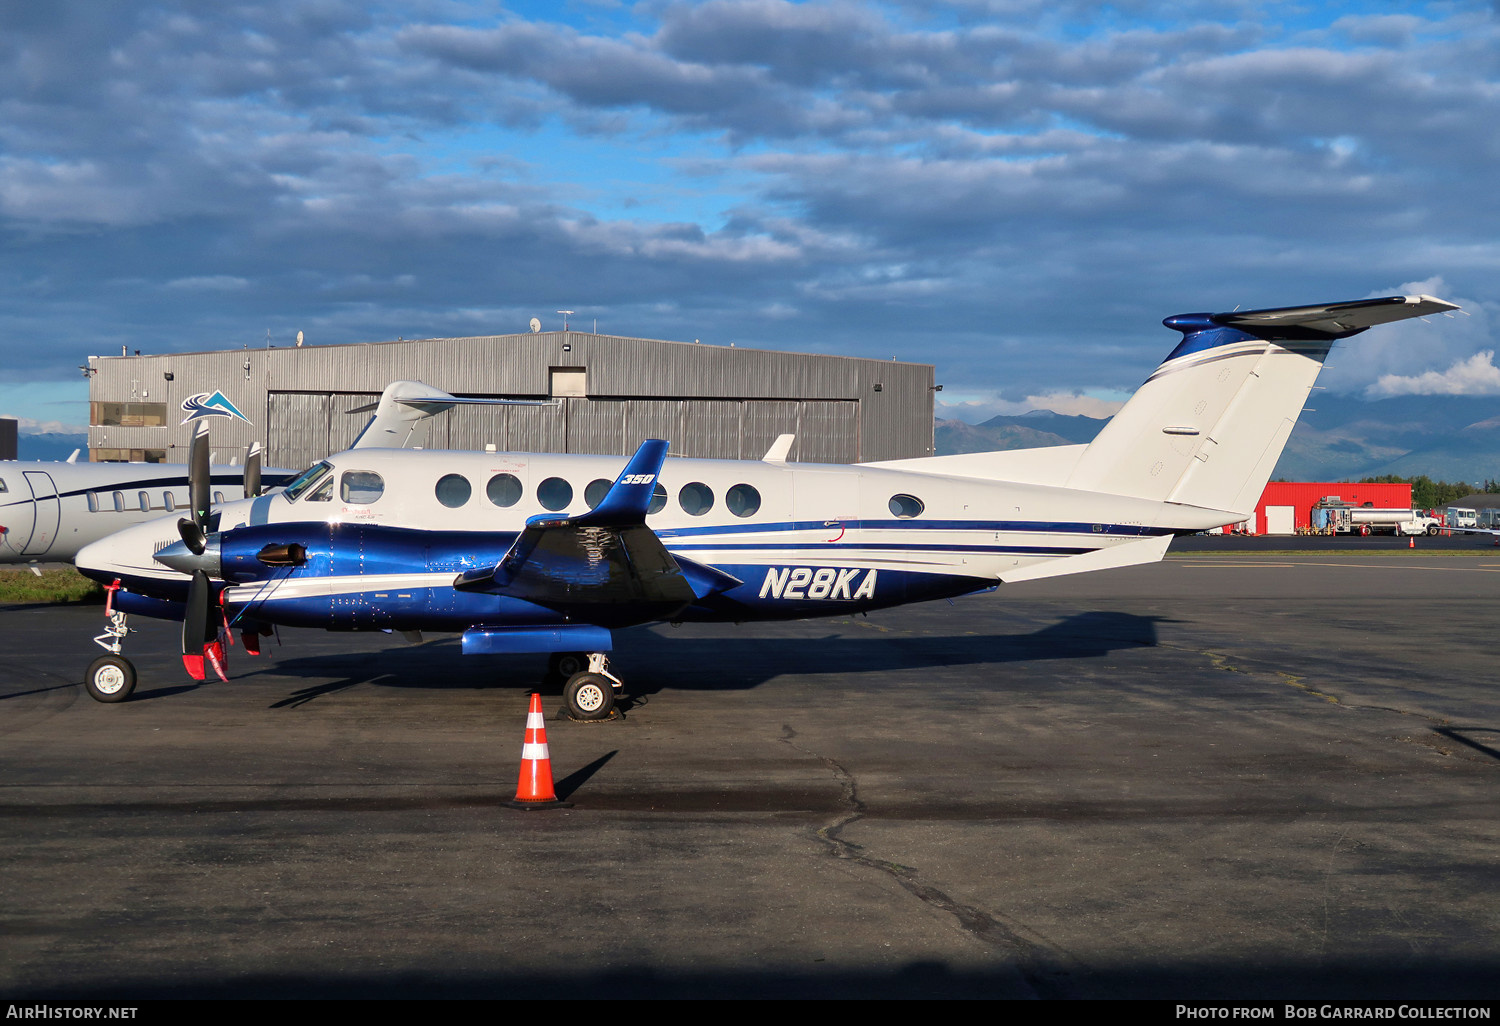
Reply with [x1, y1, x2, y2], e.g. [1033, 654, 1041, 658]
[0, 473, 37, 557]
[21, 471, 60, 556]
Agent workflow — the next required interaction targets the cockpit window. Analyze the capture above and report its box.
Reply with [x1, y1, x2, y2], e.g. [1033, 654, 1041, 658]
[307, 478, 334, 502]
[341, 471, 384, 505]
[283, 462, 333, 502]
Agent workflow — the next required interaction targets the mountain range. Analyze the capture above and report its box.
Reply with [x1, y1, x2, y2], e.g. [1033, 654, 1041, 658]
[937, 394, 1498, 485]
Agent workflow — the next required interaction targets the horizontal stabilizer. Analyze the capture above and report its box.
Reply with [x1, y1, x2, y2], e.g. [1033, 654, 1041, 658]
[1203, 294, 1458, 340]
[998, 534, 1172, 584]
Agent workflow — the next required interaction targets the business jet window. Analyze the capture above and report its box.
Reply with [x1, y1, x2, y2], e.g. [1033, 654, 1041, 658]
[727, 484, 761, 518]
[283, 462, 333, 502]
[307, 478, 334, 502]
[138, 491, 150, 512]
[678, 482, 714, 516]
[87, 493, 100, 513]
[341, 471, 384, 505]
[584, 478, 611, 509]
[163, 492, 176, 512]
[213, 491, 225, 504]
[435, 474, 472, 508]
[113, 491, 126, 512]
[0, 478, 8, 492]
[537, 477, 572, 511]
[889, 493, 924, 519]
[648, 483, 667, 514]
[486, 473, 522, 508]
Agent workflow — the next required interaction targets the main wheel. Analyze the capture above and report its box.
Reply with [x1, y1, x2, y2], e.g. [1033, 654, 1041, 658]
[85, 655, 137, 703]
[563, 672, 616, 721]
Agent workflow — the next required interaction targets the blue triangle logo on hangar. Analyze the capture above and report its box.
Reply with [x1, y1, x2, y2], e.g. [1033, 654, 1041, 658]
[180, 390, 252, 425]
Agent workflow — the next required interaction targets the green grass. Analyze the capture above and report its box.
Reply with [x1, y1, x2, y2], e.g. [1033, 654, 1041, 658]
[0, 568, 106, 605]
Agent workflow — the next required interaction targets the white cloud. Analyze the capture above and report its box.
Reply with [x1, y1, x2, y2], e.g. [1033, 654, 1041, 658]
[1368, 349, 1500, 397]
[938, 390, 1124, 423]
[1, 415, 89, 434]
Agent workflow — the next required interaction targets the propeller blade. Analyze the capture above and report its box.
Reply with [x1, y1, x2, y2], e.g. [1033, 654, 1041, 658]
[176, 517, 207, 556]
[244, 443, 262, 498]
[180, 569, 215, 681]
[189, 421, 211, 528]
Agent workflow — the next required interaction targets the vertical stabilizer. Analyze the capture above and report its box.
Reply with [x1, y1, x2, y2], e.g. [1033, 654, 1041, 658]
[1065, 295, 1457, 515]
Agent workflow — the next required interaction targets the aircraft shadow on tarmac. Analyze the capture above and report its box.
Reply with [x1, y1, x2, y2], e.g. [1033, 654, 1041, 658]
[214, 609, 1173, 706]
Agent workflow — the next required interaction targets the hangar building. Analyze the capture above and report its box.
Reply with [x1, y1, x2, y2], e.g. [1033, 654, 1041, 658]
[85, 331, 935, 471]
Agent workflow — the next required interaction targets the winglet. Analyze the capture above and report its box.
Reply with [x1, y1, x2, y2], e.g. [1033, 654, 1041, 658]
[572, 439, 670, 527]
[762, 434, 795, 463]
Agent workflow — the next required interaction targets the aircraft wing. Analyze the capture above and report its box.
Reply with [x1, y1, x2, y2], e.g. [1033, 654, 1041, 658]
[453, 439, 738, 626]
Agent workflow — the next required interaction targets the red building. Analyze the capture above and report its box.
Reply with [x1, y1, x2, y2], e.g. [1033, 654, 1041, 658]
[1248, 481, 1413, 535]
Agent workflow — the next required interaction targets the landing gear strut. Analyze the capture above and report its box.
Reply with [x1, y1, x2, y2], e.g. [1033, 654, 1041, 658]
[87, 600, 138, 703]
[561, 652, 621, 721]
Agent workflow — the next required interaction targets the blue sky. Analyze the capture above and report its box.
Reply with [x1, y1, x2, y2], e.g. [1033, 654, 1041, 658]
[2, 0, 1498, 432]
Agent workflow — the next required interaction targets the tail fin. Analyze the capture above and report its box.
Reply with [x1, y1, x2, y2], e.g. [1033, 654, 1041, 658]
[1065, 295, 1458, 515]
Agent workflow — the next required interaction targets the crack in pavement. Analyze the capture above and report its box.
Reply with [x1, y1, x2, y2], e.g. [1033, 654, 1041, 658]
[779, 723, 1085, 999]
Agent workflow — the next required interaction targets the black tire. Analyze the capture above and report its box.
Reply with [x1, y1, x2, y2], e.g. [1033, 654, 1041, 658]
[85, 655, 137, 704]
[564, 672, 616, 721]
[1427, 525, 1439, 536]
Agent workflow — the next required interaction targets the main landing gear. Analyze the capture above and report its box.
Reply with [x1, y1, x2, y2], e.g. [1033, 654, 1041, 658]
[548, 651, 622, 721]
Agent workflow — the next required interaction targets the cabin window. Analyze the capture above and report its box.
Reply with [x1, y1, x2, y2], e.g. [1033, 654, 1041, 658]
[648, 483, 667, 515]
[113, 491, 126, 513]
[341, 471, 385, 505]
[537, 477, 572, 512]
[678, 482, 714, 517]
[138, 491, 150, 512]
[889, 493, 924, 519]
[584, 478, 611, 510]
[163, 492, 176, 512]
[213, 491, 225, 504]
[727, 484, 761, 518]
[284, 462, 333, 502]
[486, 473, 522, 508]
[0, 478, 8, 492]
[435, 474, 472, 508]
[86, 493, 100, 513]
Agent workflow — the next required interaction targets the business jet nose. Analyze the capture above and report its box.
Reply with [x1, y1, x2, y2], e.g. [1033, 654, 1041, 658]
[154, 535, 222, 576]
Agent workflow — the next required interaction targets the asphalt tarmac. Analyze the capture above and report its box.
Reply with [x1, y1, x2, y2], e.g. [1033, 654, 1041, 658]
[2, 547, 1498, 1000]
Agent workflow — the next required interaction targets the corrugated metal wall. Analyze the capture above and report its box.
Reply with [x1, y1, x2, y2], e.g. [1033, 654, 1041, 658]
[87, 331, 933, 469]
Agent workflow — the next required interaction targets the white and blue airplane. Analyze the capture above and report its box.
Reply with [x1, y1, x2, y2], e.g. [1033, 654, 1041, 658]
[74, 294, 1458, 719]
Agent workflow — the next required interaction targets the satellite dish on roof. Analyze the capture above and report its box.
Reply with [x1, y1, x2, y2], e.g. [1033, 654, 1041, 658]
[296, 331, 304, 347]
[529, 317, 542, 333]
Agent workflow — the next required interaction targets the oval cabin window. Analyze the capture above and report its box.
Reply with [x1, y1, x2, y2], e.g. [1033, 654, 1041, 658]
[486, 473, 522, 508]
[537, 477, 573, 512]
[889, 493, 924, 519]
[678, 482, 715, 516]
[435, 474, 472, 508]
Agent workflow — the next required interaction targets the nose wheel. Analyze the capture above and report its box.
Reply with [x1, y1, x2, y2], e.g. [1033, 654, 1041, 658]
[85, 654, 137, 703]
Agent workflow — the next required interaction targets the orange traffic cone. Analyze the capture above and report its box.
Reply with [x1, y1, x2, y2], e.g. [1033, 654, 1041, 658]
[1409, 536, 1415, 548]
[506, 693, 572, 810]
